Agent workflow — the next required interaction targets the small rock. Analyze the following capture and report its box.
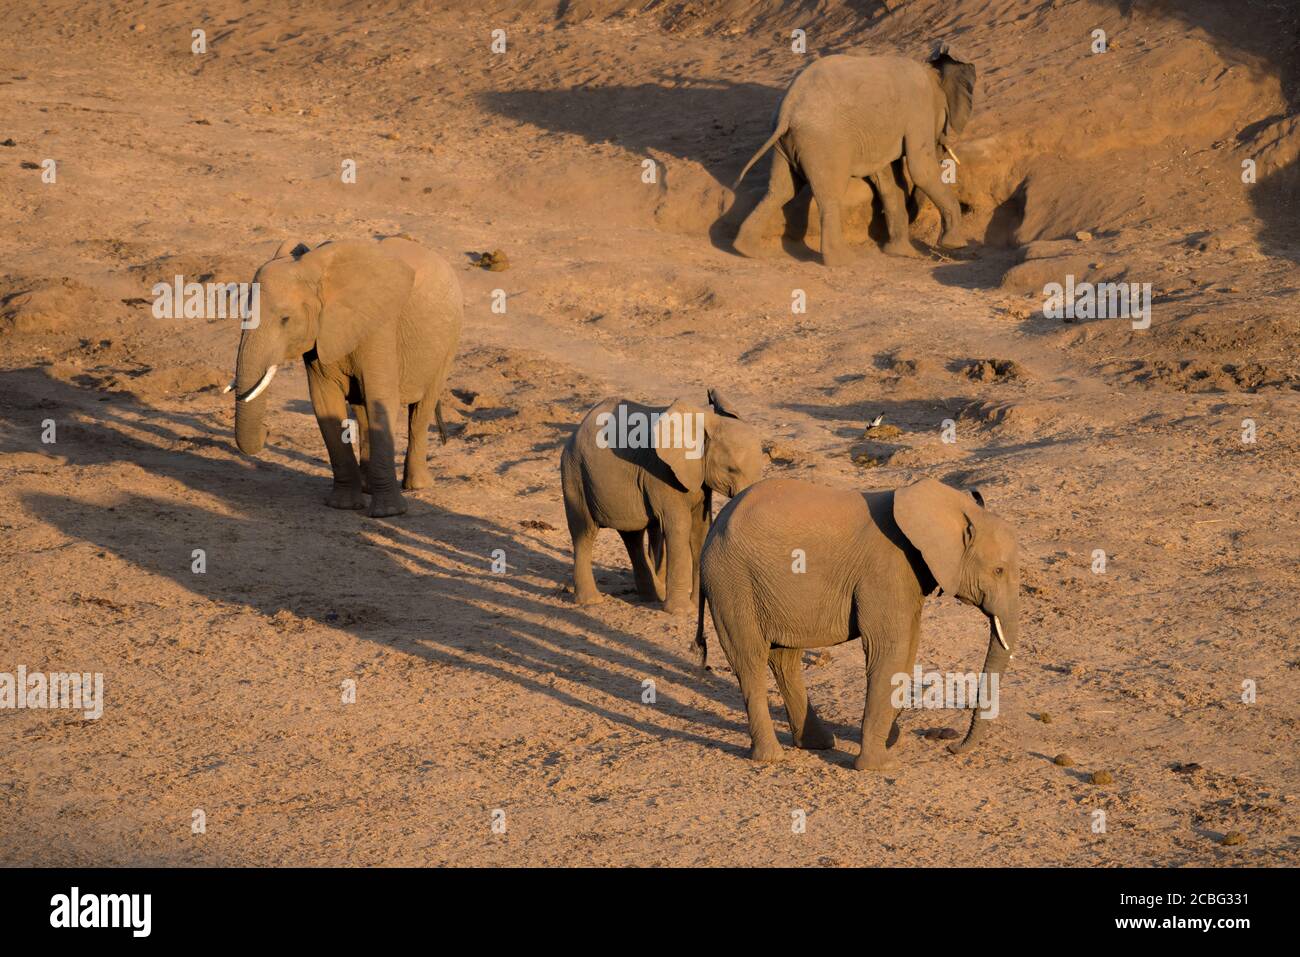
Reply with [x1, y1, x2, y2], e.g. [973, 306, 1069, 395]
[132, 22, 146, 31]
[1053, 753, 1075, 767]
[1220, 831, 1245, 846]
[1173, 762, 1202, 774]
[1037, 712, 1053, 724]
[1090, 770, 1114, 785]
[1075, 230, 1092, 242]
[764, 442, 799, 466]
[864, 424, 902, 440]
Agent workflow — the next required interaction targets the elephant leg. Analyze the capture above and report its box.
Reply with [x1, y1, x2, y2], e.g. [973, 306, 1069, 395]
[714, 618, 782, 763]
[307, 363, 365, 510]
[870, 164, 918, 258]
[360, 390, 407, 517]
[351, 400, 371, 493]
[660, 512, 694, 616]
[768, 646, 834, 750]
[904, 136, 964, 249]
[888, 605, 923, 749]
[618, 529, 660, 601]
[689, 502, 708, 604]
[734, 153, 799, 259]
[805, 160, 852, 267]
[403, 392, 435, 490]
[648, 519, 667, 595]
[856, 631, 910, 771]
[563, 486, 601, 606]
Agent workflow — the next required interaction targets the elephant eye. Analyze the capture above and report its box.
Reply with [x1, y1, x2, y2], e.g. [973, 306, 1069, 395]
[994, 566, 1005, 576]
[280, 315, 290, 325]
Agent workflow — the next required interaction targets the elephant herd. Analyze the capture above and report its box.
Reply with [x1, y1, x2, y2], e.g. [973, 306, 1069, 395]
[227, 44, 1020, 771]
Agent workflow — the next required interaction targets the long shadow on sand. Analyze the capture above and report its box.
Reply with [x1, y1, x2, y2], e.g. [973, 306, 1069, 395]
[3, 367, 774, 759]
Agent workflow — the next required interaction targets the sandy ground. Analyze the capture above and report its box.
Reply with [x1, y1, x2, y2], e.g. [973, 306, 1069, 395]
[1, 0, 1298, 865]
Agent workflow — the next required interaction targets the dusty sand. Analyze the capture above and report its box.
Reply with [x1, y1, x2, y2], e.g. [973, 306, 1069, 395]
[1, 0, 1298, 865]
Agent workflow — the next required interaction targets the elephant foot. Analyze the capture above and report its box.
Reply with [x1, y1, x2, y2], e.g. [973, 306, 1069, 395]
[325, 485, 367, 510]
[749, 740, 785, 763]
[403, 470, 433, 491]
[662, 597, 694, 617]
[367, 491, 408, 518]
[573, 590, 603, 607]
[733, 232, 775, 260]
[883, 239, 920, 258]
[938, 231, 967, 250]
[821, 246, 854, 268]
[854, 747, 901, 772]
[794, 718, 835, 751]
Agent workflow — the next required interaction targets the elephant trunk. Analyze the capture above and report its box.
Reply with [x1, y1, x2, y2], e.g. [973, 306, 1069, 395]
[947, 609, 1016, 755]
[233, 338, 278, 455]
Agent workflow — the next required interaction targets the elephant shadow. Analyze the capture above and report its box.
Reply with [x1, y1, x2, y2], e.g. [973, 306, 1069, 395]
[3, 367, 763, 758]
[480, 81, 824, 255]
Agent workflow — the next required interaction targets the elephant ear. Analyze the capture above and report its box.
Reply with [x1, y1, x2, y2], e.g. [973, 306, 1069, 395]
[893, 477, 975, 596]
[707, 387, 741, 419]
[315, 244, 415, 364]
[929, 41, 976, 138]
[654, 400, 708, 492]
[274, 238, 311, 260]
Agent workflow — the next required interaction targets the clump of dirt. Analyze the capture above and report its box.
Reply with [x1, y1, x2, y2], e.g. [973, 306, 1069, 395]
[1, 278, 117, 334]
[963, 358, 1027, 383]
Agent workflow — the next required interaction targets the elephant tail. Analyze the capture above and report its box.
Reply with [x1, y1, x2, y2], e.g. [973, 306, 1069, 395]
[732, 116, 789, 190]
[434, 398, 448, 445]
[693, 581, 708, 670]
[693, 487, 712, 670]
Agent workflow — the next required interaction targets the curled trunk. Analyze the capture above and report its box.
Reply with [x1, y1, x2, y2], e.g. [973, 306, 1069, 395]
[233, 338, 276, 455]
[948, 613, 1016, 754]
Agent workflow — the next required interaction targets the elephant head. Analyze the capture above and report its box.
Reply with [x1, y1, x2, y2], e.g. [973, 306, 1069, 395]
[894, 477, 1020, 754]
[653, 398, 764, 500]
[230, 239, 415, 455]
[928, 42, 976, 143]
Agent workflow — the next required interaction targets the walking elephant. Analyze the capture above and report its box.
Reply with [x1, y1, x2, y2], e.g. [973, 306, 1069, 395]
[561, 391, 764, 616]
[229, 236, 462, 517]
[732, 44, 976, 266]
[695, 477, 1020, 770]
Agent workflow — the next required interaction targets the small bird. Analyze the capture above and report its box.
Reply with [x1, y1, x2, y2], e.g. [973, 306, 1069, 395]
[865, 413, 884, 430]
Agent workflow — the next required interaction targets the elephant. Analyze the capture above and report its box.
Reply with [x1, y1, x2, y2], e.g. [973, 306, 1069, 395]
[229, 236, 463, 517]
[695, 476, 1020, 771]
[732, 44, 976, 266]
[561, 390, 765, 616]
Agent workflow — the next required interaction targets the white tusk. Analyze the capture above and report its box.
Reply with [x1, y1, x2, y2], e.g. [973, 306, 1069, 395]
[241, 365, 277, 402]
[223, 379, 236, 394]
[943, 143, 961, 165]
[993, 615, 1009, 651]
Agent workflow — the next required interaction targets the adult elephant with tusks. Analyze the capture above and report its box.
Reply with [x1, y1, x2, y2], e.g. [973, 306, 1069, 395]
[228, 236, 463, 517]
[695, 477, 1020, 770]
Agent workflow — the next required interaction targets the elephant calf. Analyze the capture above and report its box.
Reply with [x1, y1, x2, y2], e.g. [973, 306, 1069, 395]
[230, 237, 462, 517]
[561, 392, 764, 616]
[696, 477, 1020, 770]
[733, 44, 976, 265]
